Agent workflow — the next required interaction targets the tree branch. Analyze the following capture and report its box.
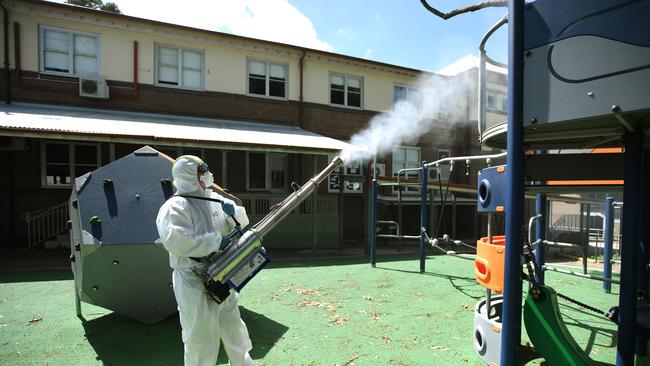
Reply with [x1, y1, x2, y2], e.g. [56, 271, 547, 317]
[420, 0, 507, 20]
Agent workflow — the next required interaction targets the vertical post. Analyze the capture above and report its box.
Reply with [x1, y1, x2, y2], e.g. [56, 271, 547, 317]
[617, 132, 643, 366]
[638, 149, 650, 356]
[452, 194, 457, 239]
[370, 155, 377, 267]
[420, 161, 428, 273]
[604, 197, 615, 293]
[584, 204, 591, 274]
[311, 155, 318, 253]
[109, 143, 115, 162]
[398, 182, 403, 251]
[501, 0, 525, 364]
[221, 151, 228, 189]
[338, 166, 344, 252]
[534, 194, 547, 284]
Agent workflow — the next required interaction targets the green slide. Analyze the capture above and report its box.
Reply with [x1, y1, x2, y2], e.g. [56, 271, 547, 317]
[523, 285, 611, 366]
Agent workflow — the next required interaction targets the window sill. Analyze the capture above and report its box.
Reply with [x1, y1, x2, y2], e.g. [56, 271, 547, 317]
[246, 93, 289, 101]
[39, 70, 99, 79]
[328, 103, 364, 111]
[154, 82, 205, 92]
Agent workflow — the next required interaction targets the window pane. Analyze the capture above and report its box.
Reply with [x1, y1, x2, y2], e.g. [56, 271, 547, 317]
[269, 155, 285, 189]
[75, 145, 97, 165]
[348, 92, 361, 107]
[248, 153, 266, 189]
[347, 77, 361, 89]
[394, 85, 406, 103]
[75, 164, 95, 177]
[269, 64, 285, 78]
[45, 30, 68, 51]
[249, 77, 266, 95]
[269, 80, 285, 97]
[330, 75, 344, 86]
[46, 164, 71, 185]
[158, 47, 178, 66]
[74, 35, 96, 55]
[249, 61, 266, 77]
[44, 51, 69, 72]
[46, 143, 70, 164]
[158, 66, 178, 84]
[406, 148, 419, 162]
[74, 55, 97, 75]
[393, 148, 405, 161]
[182, 69, 202, 88]
[330, 89, 344, 105]
[487, 95, 496, 108]
[183, 51, 201, 69]
[182, 148, 203, 159]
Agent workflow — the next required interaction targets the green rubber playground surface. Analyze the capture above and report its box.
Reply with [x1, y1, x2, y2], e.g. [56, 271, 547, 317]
[0, 254, 644, 365]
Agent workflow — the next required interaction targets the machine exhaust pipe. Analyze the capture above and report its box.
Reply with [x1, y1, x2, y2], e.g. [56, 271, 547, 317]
[195, 156, 344, 302]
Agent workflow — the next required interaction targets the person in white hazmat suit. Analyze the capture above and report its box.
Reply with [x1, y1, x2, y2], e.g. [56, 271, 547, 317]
[156, 155, 255, 366]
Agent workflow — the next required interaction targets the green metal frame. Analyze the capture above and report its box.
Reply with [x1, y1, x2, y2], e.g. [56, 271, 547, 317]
[523, 285, 611, 366]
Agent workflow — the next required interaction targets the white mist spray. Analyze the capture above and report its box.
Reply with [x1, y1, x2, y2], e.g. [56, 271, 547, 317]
[340, 72, 474, 163]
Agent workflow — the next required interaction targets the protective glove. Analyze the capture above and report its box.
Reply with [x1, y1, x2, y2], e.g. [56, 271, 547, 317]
[221, 201, 236, 216]
[219, 235, 231, 250]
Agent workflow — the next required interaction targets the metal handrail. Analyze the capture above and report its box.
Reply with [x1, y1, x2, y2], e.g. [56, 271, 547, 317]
[21, 202, 69, 248]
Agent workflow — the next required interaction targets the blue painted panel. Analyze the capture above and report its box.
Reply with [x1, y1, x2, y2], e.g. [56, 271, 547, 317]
[477, 166, 507, 213]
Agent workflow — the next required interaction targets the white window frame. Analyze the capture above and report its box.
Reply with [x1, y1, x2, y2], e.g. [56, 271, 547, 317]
[392, 146, 421, 194]
[329, 72, 363, 109]
[245, 152, 287, 193]
[40, 140, 101, 188]
[39, 25, 101, 76]
[246, 58, 289, 100]
[327, 153, 364, 193]
[436, 149, 452, 182]
[393, 83, 420, 106]
[154, 43, 205, 90]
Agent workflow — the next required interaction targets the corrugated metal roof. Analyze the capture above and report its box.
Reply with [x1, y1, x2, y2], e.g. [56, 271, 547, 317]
[0, 103, 360, 154]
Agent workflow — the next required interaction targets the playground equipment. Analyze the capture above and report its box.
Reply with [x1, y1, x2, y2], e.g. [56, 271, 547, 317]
[479, 1, 649, 365]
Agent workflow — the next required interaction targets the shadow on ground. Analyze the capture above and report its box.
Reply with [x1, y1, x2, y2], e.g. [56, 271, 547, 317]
[0, 269, 72, 283]
[81, 307, 288, 365]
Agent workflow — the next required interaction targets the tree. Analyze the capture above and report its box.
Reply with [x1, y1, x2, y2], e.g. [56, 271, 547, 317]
[65, 0, 122, 14]
[420, 0, 506, 20]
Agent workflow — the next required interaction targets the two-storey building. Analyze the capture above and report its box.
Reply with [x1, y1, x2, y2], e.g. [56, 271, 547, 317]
[0, 0, 507, 251]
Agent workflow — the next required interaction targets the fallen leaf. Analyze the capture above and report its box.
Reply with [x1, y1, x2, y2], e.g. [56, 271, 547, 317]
[28, 317, 42, 324]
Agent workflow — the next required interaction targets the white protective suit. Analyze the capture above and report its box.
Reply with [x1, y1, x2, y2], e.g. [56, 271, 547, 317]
[156, 155, 255, 366]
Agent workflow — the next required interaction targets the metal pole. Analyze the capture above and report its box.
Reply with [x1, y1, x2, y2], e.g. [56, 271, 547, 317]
[583, 204, 590, 274]
[338, 165, 344, 252]
[535, 194, 547, 284]
[604, 197, 615, 293]
[398, 181, 403, 251]
[370, 155, 377, 267]
[501, 0, 525, 364]
[616, 132, 643, 366]
[420, 161, 428, 273]
[452, 194, 457, 239]
[637, 148, 650, 356]
[311, 156, 319, 253]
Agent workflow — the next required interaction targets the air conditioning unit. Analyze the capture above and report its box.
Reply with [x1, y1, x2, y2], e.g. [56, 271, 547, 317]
[79, 77, 109, 99]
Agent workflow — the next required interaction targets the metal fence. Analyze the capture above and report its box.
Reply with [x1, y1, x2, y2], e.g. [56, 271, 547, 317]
[20, 202, 69, 248]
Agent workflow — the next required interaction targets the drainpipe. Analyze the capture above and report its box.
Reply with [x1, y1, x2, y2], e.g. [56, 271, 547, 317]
[1, 0, 11, 104]
[13, 21, 18, 84]
[299, 49, 306, 128]
[133, 41, 139, 98]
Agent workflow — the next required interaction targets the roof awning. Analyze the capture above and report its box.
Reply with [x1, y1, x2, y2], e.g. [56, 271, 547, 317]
[0, 103, 361, 155]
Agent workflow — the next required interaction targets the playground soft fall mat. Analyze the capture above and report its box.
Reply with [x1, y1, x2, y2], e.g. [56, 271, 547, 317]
[0, 254, 644, 365]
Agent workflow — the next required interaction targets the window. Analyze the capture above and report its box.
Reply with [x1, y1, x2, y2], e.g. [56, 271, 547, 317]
[41, 141, 100, 187]
[155, 146, 204, 160]
[247, 60, 287, 98]
[393, 84, 421, 107]
[501, 96, 508, 112]
[156, 44, 204, 89]
[487, 94, 496, 110]
[330, 73, 362, 108]
[392, 146, 420, 193]
[436, 149, 451, 182]
[246, 152, 287, 192]
[40, 26, 99, 76]
[327, 154, 364, 193]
